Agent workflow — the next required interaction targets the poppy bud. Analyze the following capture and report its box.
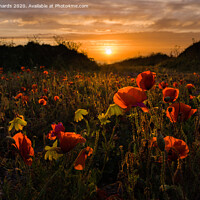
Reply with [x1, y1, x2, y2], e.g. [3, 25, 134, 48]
[164, 96, 171, 102]
[157, 132, 165, 151]
[6, 136, 16, 144]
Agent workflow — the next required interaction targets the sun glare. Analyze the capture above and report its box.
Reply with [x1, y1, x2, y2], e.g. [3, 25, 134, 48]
[105, 48, 112, 55]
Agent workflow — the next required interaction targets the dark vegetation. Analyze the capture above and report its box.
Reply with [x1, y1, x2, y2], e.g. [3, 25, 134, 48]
[0, 39, 200, 72]
[102, 41, 200, 72]
[160, 41, 200, 72]
[0, 41, 99, 71]
[105, 53, 170, 70]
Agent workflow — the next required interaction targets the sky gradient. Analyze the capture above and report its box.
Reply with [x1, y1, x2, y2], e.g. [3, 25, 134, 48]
[0, 0, 200, 63]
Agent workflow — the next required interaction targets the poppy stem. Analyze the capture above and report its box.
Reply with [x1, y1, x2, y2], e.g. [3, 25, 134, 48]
[84, 130, 99, 177]
[35, 165, 63, 200]
[84, 118, 90, 137]
[161, 151, 166, 188]
[101, 116, 119, 174]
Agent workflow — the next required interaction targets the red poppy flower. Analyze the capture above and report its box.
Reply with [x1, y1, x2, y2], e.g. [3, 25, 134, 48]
[26, 69, 31, 73]
[31, 89, 38, 93]
[21, 66, 25, 71]
[63, 75, 68, 81]
[162, 87, 179, 103]
[74, 146, 93, 170]
[15, 93, 23, 99]
[21, 87, 26, 92]
[189, 95, 195, 100]
[166, 102, 197, 123]
[46, 122, 65, 140]
[46, 130, 57, 140]
[131, 78, 135, 82]
[164, 136, 189, 161]
[43, 71, 48, 75]
[43, 88, 48, 93]
[32, 84, 37, 89]
[150, 136, 189, 161]
[136, 71, 156, 90]
[57, 132, 86, 153]
[40, 66, 45, 69]
[173, 82, 178, 88]
[54, 96, 59, 101]
[53, 123, 65, 134]
[159, 81, 168, 89]
[75, 75, 82, 79]
[149, 137, 157, 148]
[31, 84, 38, 93]
[68, 81, 74, 85]
[186, 84, 195, 89]
[12, 132, 34, 166]
[40, 96, 48, 101]
[38, 98, 47, 105]
[22, 95, 29, 105]
[113, 86, 147, 111]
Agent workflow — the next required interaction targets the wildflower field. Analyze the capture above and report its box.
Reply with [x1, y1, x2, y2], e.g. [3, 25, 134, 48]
[0, 66, 200, 200]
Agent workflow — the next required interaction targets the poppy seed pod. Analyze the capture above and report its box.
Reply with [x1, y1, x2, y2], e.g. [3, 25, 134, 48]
[164, 96, 171, 102]
[168, 107, 173, 113]
[157, 132, 165, 152]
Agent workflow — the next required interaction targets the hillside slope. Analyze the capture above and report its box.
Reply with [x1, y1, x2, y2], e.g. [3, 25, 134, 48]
[0, 42, 99, 71]
[109, 53, 170, 67]
[160, 41, 200, 71]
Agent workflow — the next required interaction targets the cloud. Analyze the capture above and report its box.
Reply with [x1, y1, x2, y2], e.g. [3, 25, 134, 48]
[0, 0, 200, 37]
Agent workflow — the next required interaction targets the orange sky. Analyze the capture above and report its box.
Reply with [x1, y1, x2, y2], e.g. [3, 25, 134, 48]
[1, 0, 200, 63]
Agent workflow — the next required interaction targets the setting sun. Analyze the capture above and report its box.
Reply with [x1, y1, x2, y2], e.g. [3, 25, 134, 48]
[105, 48, 112, 55]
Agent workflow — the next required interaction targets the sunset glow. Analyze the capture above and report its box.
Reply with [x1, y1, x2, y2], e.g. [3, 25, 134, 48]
[1, 0, 200, 63]
[105, 48, 112, 55]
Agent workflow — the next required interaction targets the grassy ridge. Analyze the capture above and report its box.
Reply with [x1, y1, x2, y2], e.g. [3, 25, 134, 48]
[0, 41, 99, 71]
[1, 40, 200, 73]
[159, 41, 200, 72]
